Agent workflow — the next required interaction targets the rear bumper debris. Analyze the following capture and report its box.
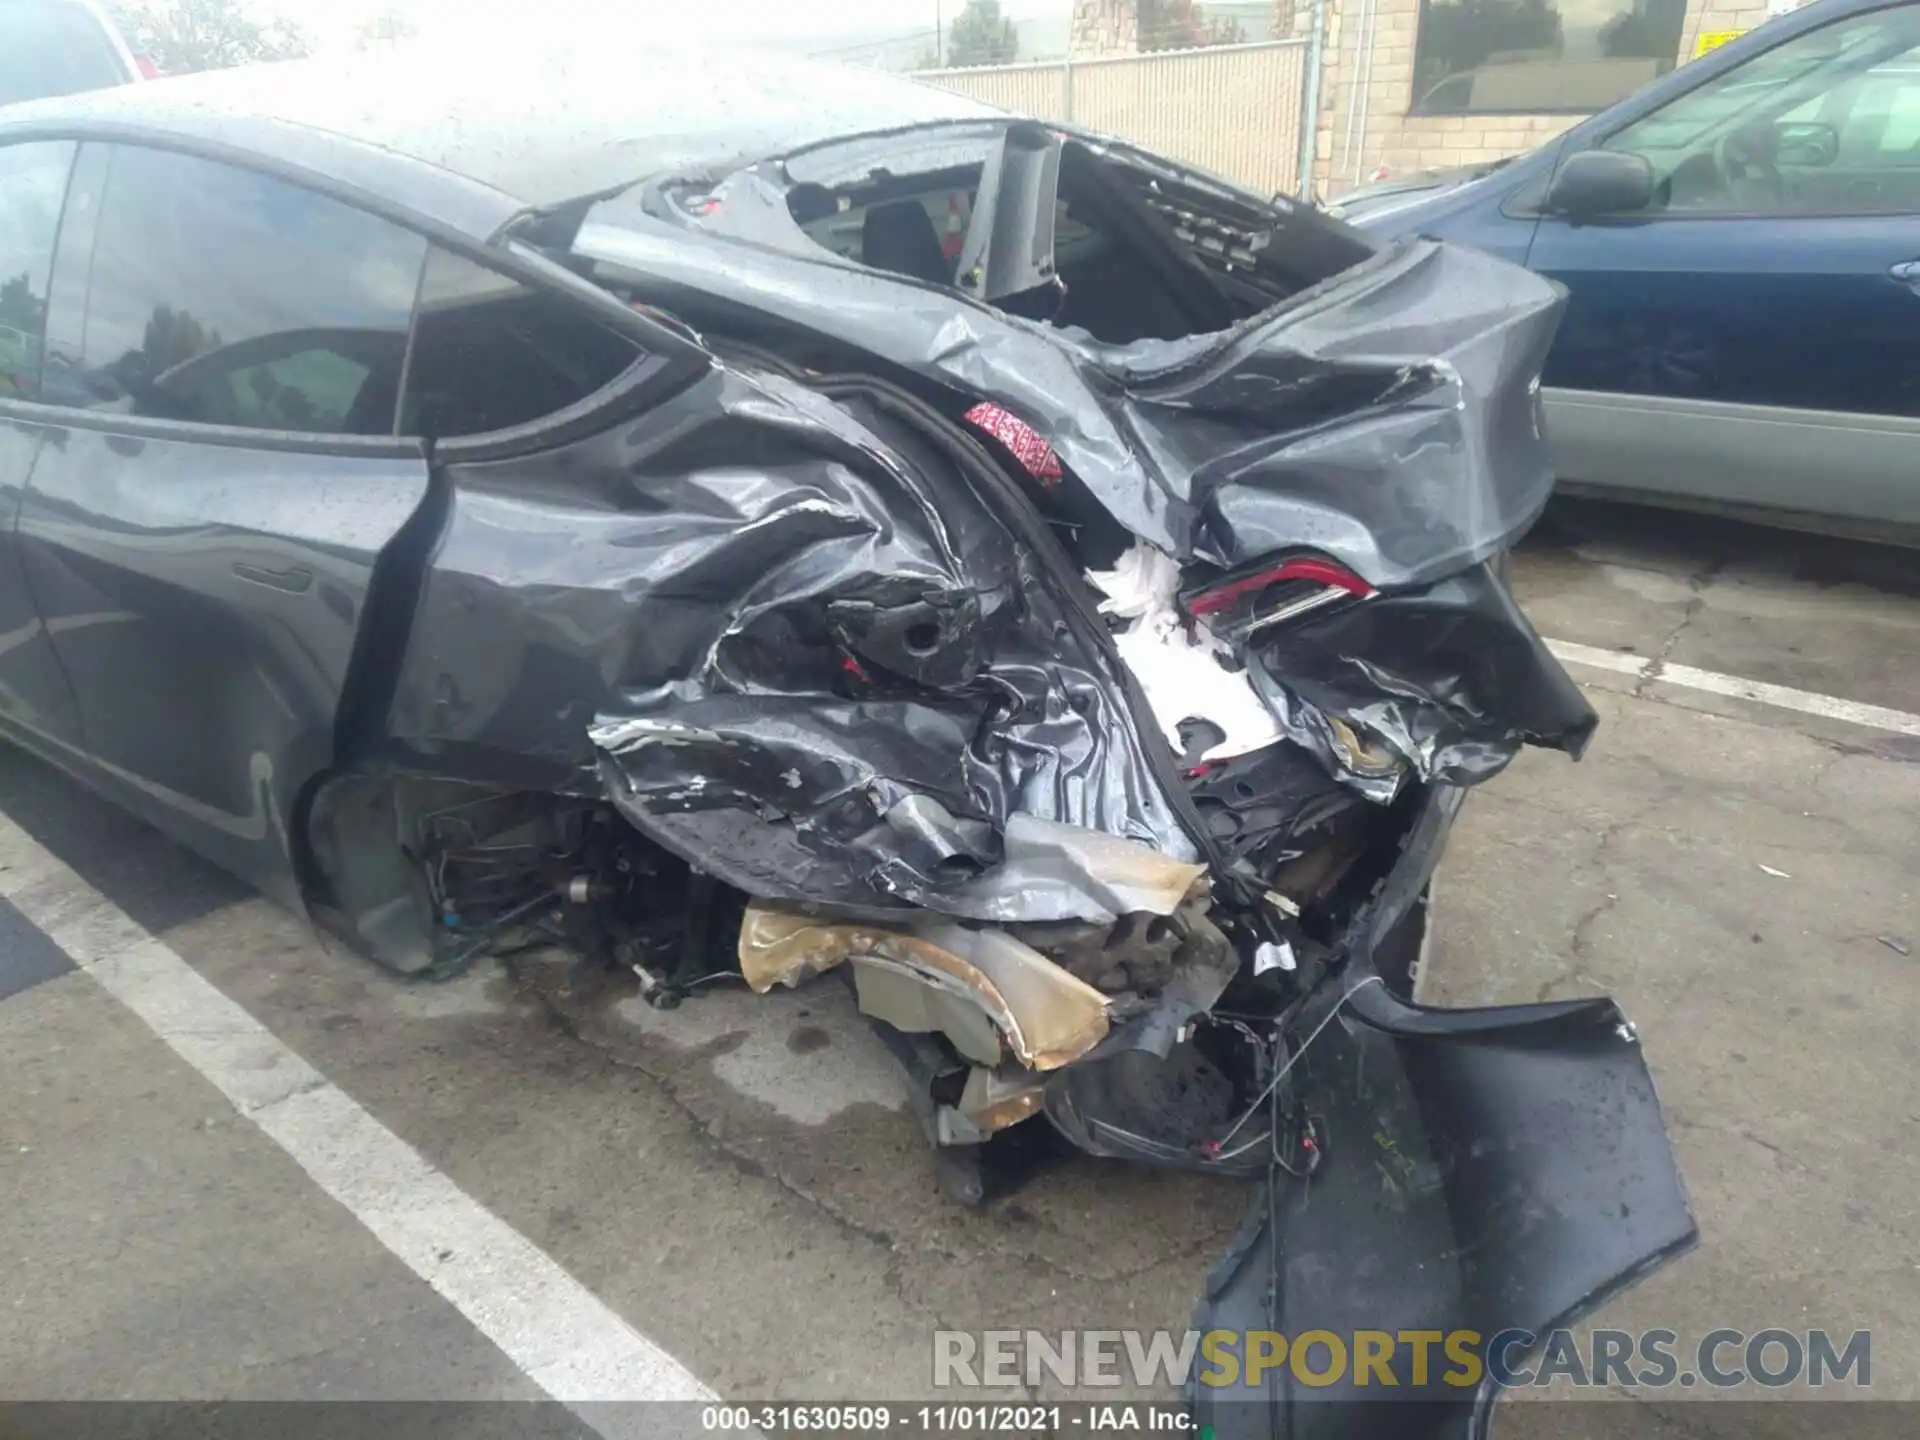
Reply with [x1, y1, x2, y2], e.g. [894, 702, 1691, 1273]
[1190, 975, 1697, 1439]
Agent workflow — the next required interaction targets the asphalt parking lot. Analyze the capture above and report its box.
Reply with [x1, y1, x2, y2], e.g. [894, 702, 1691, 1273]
[1, 497, 1915, 1432]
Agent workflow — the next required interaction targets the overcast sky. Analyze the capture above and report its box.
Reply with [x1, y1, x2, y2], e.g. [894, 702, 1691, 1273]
[269, 0, 1073, 55]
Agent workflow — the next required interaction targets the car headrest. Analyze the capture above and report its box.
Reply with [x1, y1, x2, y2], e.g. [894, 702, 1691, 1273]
[861, 201, 950, 286]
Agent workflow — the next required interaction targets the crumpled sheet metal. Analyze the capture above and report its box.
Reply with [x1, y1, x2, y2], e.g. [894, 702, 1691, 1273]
[1080, 535, 1588, 800]
[393, 361, 1197, 920]
[956, 1064, 1048, 1137]
[737, 904, 1111, 1071]
[1248, 560, 1598, 790]
[575, 175, 1567, 590]
[960, 813, 1205, 924]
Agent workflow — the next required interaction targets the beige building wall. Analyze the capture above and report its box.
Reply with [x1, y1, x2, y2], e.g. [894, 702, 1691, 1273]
[922, 44, 1311, 193]
[926, 0, 1803, 201]
[1314, 0, 1786, 195]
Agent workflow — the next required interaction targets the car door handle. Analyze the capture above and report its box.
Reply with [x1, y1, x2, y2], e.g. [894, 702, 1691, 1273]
[232, 561, 313, 594]
[1889, 259, 1920, 284]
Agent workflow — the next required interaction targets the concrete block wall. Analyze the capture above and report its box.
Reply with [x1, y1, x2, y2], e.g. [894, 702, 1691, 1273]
[1072, 0, 1143, 55]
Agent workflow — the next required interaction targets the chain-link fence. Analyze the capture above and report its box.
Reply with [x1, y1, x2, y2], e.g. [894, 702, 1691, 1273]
[913, 39, 1311, 198]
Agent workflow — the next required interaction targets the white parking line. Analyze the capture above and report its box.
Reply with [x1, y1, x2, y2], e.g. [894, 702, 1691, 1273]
[1545, 638, 1920, 738]
[0, 811, 714, 1422]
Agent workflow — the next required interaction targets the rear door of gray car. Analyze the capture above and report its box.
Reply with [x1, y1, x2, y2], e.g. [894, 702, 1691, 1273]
[0, 137, 89, 754]
[12, 140, 435, 907]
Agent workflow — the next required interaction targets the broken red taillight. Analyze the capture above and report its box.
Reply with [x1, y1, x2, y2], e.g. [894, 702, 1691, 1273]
[134, 54, 162, 79]
[1187, 558, 1374, 616]
[1184, 556, 1375, 642]
[963, 402, 1063, 486]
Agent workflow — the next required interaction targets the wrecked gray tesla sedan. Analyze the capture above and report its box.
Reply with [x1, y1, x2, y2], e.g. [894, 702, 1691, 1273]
[0, 42, 1693, 1434]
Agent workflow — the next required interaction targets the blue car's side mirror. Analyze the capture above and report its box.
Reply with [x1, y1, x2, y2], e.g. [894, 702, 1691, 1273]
[1546, 150, 1655, 219]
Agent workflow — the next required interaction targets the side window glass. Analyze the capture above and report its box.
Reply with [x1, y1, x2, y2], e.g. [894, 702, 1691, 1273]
[401, 247, 642, 438]
[0, 140, 75, 402]
[66, 146, 426, 434]
[1604, 7, 1920, 215]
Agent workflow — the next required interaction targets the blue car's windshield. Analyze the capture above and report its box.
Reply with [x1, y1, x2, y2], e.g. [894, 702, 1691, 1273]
[1606, 9, 1920, 156]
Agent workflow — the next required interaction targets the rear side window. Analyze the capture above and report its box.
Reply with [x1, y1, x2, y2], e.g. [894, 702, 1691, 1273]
[63, 145, 426, 435]
[0, 141, 74, 402]
[400, 247, 642, 438]
[0, 1, 129, 106]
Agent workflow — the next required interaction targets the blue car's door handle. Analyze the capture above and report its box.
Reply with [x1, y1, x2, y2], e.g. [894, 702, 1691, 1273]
[1889, 259, 1920, 284]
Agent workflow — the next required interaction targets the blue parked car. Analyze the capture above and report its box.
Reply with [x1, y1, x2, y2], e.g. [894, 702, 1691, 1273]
[1337, 0, 1920, 542]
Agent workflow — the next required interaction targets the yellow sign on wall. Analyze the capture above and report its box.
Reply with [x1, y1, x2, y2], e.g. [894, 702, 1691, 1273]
[1695, 29, 1746, 56]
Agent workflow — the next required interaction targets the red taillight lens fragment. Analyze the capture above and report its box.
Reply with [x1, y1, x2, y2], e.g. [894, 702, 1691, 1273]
[1184, 556, 1375, 641]
[1187, 558, 1374, 617]
[963, 403, 1063, 486]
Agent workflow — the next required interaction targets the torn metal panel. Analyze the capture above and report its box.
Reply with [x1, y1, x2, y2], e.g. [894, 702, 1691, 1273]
[954, 1063, 1047, 1138]
[1088, 536, 1588, 802]
[533, 127, 1584, 919]
[952, 814, 1206, 925]
[574, 177, 1567, 590]
[737, 904, 1111, 1071]
[854, 963, 1003, 1068]
[392, 362, 1199, 922]
[1247, 560, 1599, 790]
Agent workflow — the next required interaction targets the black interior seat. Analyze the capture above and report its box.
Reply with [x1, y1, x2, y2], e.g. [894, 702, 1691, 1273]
[861, 201, 950, 285]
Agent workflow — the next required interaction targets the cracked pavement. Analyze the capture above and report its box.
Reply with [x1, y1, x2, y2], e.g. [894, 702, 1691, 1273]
[1, 497, 1916, 1414]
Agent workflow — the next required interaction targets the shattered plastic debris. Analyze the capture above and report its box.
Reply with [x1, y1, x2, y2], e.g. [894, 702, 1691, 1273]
[1087, 542, 1284, 764]
[1193, 975, 1697, 1440]
[1252, 939, 1295, 974]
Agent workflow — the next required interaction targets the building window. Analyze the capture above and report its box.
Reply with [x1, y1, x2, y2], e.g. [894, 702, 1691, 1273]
[1411, 0, 1688, 115]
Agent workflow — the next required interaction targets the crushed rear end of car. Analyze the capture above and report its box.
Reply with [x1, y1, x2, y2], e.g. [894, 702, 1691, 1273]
[305, 113, 1696, 1435]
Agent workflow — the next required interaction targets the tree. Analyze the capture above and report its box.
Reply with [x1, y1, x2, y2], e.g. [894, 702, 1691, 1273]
[108, 0, 309, 75]
[355, 8, 419, 49]
[1140, 0, 1245, 51]
[946, 0, 1019, 68]
[0, 273, 44, 336]
[139, 305, 220, 373]
[1598, 11, 1656, 57]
